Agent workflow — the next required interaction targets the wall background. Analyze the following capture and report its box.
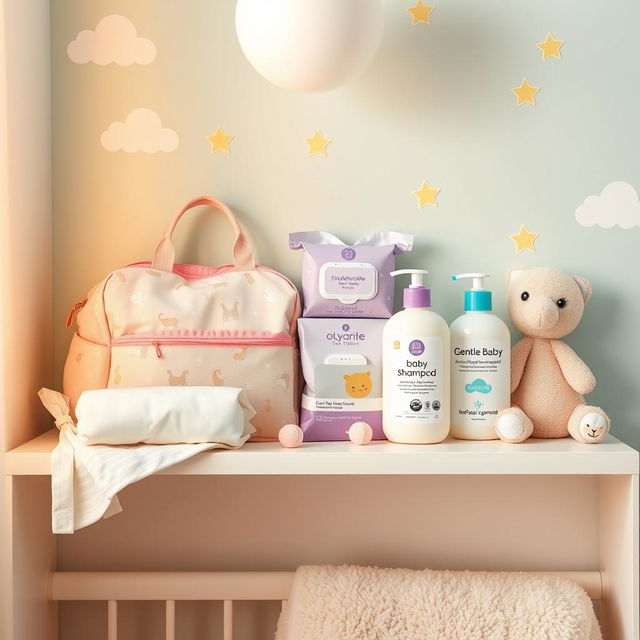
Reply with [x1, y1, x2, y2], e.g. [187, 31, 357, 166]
[2, 0, 55, 635]
[52, 0, 640, 455]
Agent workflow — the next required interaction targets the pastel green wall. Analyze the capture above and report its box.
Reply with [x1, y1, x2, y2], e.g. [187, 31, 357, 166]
[52, 0, 640, 449]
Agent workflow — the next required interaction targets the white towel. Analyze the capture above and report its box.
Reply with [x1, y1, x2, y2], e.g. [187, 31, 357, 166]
[39, 388, 254, 534]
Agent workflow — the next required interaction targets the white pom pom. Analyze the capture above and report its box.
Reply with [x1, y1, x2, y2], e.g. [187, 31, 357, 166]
[347, 421, 373, 445]
[278, 424, 304, 448]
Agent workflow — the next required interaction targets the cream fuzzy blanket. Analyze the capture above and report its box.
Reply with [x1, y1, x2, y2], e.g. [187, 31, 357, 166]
[275, 566, 602, 640]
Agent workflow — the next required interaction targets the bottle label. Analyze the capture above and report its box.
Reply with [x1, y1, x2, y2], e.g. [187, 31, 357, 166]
[451, 339, 509, 425]
[387, 336, 444, 422]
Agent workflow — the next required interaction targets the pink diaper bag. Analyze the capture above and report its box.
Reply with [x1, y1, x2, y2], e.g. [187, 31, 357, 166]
[63, 196, 300, 441]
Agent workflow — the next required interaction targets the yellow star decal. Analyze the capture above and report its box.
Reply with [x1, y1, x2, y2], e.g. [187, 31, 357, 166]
[510, 225, 538, 253]
[413, 181, 440, 208]
[305, 130, 331, 156]
[407, 1, 434, 24]
[511, 78, 539, 106]
[206, 126, 233, 153]
[536, 33, 564, 60]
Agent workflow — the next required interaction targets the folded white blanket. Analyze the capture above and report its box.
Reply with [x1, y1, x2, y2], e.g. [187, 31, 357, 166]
[276, 565, 602, 640]
[75, 386, 255, 444]
[39, 387, 255, 534]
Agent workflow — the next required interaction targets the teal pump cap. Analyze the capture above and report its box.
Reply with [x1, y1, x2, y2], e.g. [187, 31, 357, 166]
[452, 273, 492, 311]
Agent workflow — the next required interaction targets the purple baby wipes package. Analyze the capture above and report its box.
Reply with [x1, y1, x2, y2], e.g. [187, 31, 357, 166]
[290, 231, 413, 318]
[298, 318, 386, 441]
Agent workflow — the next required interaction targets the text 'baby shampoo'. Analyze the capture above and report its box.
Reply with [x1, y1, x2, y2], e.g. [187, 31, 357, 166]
[382, 270, 450, 443]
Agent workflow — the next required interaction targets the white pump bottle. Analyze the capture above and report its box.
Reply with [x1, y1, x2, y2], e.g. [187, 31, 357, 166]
[450, 273, 510, 440]
[383, 269, 450, 444]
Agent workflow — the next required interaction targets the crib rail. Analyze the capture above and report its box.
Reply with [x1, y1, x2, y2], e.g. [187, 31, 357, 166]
[51, 571, 293, 640]
[50, 570, 294, 601]
[49, 570, 603, 639]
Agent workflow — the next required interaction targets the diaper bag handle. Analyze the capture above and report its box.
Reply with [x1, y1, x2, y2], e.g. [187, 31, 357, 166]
[152, 196, 256, 272]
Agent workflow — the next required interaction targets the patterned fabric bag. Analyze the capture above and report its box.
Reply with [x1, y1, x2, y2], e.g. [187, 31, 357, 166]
[63, 196, 300, 440]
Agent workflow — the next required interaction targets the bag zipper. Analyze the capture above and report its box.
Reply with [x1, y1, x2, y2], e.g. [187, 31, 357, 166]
[111, 332, 294, 359]
[124, 262, 301, 333]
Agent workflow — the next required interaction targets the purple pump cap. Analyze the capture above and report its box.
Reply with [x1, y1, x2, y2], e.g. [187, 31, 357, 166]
[391, 269, 432, 309]
[404, 287, 431, 308]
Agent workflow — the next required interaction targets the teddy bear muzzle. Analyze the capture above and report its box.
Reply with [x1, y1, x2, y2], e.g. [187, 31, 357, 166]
[529, 297, 560, 330]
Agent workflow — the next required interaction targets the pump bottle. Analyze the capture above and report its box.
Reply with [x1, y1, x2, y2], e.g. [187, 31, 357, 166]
[450, 273, 511, 440]
[382, 269, 450, 444]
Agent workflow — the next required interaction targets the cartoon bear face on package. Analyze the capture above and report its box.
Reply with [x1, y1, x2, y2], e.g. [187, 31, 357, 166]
[344, 371, 372, 398]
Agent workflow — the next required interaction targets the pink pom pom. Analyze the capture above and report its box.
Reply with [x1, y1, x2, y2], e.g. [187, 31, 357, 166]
[347, 421, 373, 445]
[278, 424, 304, 448]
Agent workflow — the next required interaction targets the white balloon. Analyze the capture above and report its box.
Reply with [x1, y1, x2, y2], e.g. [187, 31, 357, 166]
[236, 0, 383, 92]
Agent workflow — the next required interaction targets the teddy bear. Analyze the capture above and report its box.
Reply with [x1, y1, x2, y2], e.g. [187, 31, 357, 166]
[495, 266, 610, 444]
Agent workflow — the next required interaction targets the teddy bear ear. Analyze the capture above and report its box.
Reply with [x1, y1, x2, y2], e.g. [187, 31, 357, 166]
[507, 266, 527, 286]
[573, 276, 592, 304]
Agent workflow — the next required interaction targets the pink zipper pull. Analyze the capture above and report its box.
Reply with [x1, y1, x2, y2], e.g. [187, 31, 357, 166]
[154, 342, 163, 358]
[65, 298, 87, 328]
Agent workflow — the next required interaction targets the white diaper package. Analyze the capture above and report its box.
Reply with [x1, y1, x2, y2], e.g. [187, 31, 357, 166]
[75, 386, 256, 445]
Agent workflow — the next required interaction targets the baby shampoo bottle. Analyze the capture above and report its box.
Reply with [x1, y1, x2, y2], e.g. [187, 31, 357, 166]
[450, 273, 510, 440]
[382, 269, 450, 444]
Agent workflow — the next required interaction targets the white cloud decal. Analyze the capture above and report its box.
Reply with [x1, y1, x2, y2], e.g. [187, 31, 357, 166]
[101, 108, 179, 153]
[575, 181, 640, 229]
[67, 15, 156, 66]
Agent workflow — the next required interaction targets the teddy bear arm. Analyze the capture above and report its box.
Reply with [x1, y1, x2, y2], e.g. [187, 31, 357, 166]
[550, 340, 596, 395]
[510, 337, 533, 393]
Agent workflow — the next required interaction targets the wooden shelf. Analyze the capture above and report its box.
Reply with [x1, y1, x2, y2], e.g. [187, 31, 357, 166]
[5, 429, 638, 476]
